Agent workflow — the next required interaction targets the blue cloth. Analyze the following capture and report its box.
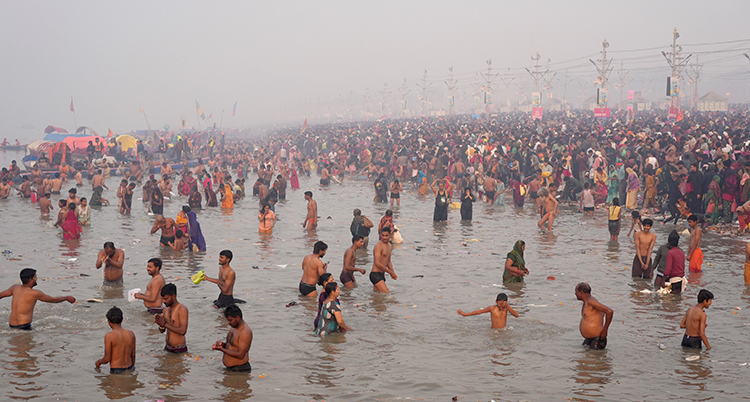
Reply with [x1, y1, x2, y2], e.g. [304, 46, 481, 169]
[186, 211, 206, 251]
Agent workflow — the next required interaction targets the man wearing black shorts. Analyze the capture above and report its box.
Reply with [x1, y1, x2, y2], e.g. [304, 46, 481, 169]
[370, 227, 397, 293]
[341, 236, 366, 288]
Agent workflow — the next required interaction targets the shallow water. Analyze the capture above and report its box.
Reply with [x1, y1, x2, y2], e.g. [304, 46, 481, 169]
[1, 164, 749, 401]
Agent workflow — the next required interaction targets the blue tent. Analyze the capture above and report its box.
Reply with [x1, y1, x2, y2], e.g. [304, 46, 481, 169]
[43, 133, 88, 142]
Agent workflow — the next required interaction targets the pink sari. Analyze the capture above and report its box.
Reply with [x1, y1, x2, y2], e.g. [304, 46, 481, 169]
[61, 210, 81, 239]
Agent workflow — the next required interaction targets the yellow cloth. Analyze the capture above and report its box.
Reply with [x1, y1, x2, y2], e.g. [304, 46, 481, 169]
[608, 206, 621, 220]
[744, 262, 750, 284]
[221, 183, 234, 208]
[175, 214, 188, 226]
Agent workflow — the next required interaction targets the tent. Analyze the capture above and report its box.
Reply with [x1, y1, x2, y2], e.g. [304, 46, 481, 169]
[27, 140, 56, 153]
[44, 125, 69, 134]
[48, 142, 72, 166]
[697, 92, 728, 112]
[75, 126, 99, 136]
[43, 132, 88, 142]
[116, 134, 138, 151]
[63, 135, 106, 153]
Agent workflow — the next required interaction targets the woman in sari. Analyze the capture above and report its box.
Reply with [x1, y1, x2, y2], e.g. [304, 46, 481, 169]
[151, 186, 164, 215]
[704, 175, 722, 224]
[89, 185, 109, 206]
[185, 207, 206, 251]
[179, 174, 195, 196]
[593, 166, 609, 204]
[77, 197, 91, 226]
[61, 202, 82, 239]
[290, 169, 300, 189]
[503, 240, 528, 283]
[643, 168, 658, 210]
[606, 166, 619, 203]
[175, 207, 188, 234]
[625, 168, 640, 210]
[221, 182, 234, 209]
[258, 203, 276, 233]
[204, 175, 218, 207]
[188, 183, 202, 210]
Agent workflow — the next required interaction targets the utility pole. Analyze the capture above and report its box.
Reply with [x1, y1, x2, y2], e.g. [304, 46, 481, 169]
[500, 67, 515, 112]
[589, 39, 614, 106]
[416, 68, 432, 116]
[479, 59, 498, 116]
[444, 66, 458, 115]
[687, 55, 703, 109]
[616, 61, 629, 110]
[471, 78, 483, 112]
[525, 52, 545, 93]
[662, 28, 692, 111]
[398, 77, 410, 117]
[379, 82, 391, 117]
[558, 71, 574, 110]
[542, 59, 557, 103]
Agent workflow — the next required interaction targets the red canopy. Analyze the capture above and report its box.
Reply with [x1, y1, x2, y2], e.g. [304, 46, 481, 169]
[63, 135, 105, 153]
[44, 125, 69, 134]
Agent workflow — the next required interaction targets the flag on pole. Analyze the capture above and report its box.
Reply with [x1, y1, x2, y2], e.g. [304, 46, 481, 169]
[301, 117, 308, 133]
[107, 129, 114, 140]
[139, 107, 145, 113]
[196, 100, 206, 120]
[207, 112, 212, 119]
[232, 101, 238, 116]
[69, 97, 75, 112]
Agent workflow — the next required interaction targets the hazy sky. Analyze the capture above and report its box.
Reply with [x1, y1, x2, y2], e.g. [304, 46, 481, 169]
[1, 1, 749, 139]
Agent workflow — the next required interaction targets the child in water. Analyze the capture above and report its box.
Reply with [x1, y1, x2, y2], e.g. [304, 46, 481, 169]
[627, 210, 643, 237]
[457, 293, 518, 329]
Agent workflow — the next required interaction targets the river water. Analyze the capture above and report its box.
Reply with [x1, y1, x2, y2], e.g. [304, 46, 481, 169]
[0, 149, 749, 401]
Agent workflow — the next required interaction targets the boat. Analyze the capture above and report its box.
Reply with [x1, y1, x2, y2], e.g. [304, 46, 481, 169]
[0, 145, 27, 151]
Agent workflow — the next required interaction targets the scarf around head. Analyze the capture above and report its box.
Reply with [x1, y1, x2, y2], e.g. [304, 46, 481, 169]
[507, 240, 525, 270]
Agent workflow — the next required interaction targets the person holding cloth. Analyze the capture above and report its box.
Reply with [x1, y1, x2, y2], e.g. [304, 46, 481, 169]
[503, 240, 528, 283]
[212, 305, 253, 372]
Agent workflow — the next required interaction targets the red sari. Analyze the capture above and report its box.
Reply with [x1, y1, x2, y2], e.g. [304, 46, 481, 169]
[61, 210, 81, 239]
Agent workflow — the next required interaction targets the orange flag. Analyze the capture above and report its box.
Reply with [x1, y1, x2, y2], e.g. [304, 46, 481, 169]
[301, 118, 308, 133]
[107, 129, 114, 140]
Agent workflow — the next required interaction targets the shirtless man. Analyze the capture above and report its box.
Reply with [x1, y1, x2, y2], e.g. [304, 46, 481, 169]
[18, 176, 32, 198]
[633, 218, 656, 279]
[168, 230, 187, 251]
[299, 241, 328, 297]
[54, 200, 68, 227]
[134, 258, 165, 314]
[116, 179, 128, 213]
[686, 215, 703, 273]
[95, 307, 136, 374]
[575, 282, 614, 350]
[537, 187, 558, 231]
[151, 215, 176, 247]
[0, 178, 10, 198]
[457, 292, 519, 329]
[370, 226, 398, 293]
[452, 159, 466, 180]
[302, 191, 318, 230]
[154, 283, 189, 353]
[204, 250, 238, 308]
[50, 173, 63, 194]
[30, 166, 43, 186]
[340, 235, 367, 289]
[91, 170, 108, 191]
[39, 193, 53, 215]
[96, 242, 125, 285]
[320, 164, 330, 186]
[67, 188, 80, 206]
[0, 268, 76, 330]
[680, 289, 713, 350]
[212, 305, 253, 372]
[528, 175, 542, 207]
[483, 175, 497, 203]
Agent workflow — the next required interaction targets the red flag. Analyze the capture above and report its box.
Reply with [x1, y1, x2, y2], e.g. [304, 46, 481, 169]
[676, 110, 684, 122]
[69, 97, 75, 112]
[107, 129, 114, 140]
[301, 118, 308, 133]
[207, 112, 213, 119]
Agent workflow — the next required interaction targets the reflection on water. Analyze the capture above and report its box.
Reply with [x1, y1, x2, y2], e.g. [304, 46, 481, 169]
[153, 353, 191, 400]
[96, 369, 144, 400]
[218, 373, 253, 402]
[572, 349, 613, 400]
[4, 333, 42, 400]
[676, 352, 712, 392]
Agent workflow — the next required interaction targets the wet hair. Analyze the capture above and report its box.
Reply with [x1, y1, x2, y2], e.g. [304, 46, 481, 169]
[698, 289, 714, 304]
[584, 182, 591, 189]
[121, 179, 128, 185]
[353, 208, 361, 216]
[67, 202, 76, 211]
[688, 215, 700, 223]
[538, 187, 549, 198]
[496, 293, 508, 302]
[612, 197, 619, 206]
[80, 197, 86, 202]
[69, 188, 76, 194]
[148, 258, 162, 269]
[668, 230, 680, 247]
[380, 226, 392, 234]
[631, 211, 641, 219]
[642, 218, 654, 226]
[224, 304, 242, 318]
[182, 206, 190, 213]
[175, 229, 184, 239]
[106, 306, 123, 324]
[352, 235, 363, 243]
[385, 209, 393, 216]
[575, 282, 592, 294]
[20, 268, 36, 284]
[304, 191, 313, 197]
[59, 199, 67, 206]
[313, 241, 328, 254]
[220, 249, 233, 262]
[324, 281, 338, 294]
[103, 241, 115, 250]
[161, 283, 176, 296]
[317, 272, 333, 286]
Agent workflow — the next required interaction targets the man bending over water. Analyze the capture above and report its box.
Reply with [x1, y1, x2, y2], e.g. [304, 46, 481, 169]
[96, 242, 125, 286]
[575, 282, 613, 350]
[0, 268, 76, 330]
[95, 306, 136, 374]
[212, 305, 253, 372]
[457, 293, 518, 329]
